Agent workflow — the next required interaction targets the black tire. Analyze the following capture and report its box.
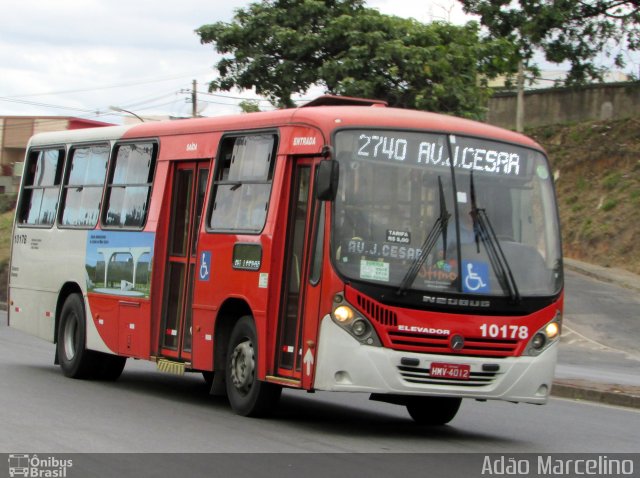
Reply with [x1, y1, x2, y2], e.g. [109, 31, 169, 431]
[202, 371, 214, 387]
[93, 353, 127, 381]
[225, 316, 281, 417]
[406, 397, 462, 426]
[56, 294, 98, 379]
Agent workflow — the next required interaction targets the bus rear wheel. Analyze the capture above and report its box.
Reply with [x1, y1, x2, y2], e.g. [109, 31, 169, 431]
[225, 316, 281, 417]
[57, 293, 98, 379]
[406, 397, 462, 426]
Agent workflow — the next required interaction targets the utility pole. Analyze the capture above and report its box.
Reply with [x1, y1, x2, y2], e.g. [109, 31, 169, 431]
[516, 60, 525, 133]
[192, 79, 197, 118]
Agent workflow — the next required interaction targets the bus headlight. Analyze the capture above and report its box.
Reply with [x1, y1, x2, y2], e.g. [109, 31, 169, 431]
[531, 333, 546, 350]
[331, 294, 381, 346]
[352, 319, 368, 337]
[524, 310, 562, 356]
[545, 321, 560, 339]
[334, 305, 354, 324]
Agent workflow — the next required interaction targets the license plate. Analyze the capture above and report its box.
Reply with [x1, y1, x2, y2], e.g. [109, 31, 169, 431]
[430, 362, 471, 380]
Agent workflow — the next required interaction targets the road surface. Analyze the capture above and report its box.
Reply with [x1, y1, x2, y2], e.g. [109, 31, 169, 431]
[0, 313, 638, 454]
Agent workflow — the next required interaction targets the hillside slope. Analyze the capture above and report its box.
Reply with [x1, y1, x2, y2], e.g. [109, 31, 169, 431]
[529, 116, 640, 274]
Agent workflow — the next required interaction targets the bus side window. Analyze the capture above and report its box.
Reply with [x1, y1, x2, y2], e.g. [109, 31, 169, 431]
[59, 144, 109, 228]
[18, 148, 64, 226]
[103, 142, 157, 229]
[209, 134, 277, 233]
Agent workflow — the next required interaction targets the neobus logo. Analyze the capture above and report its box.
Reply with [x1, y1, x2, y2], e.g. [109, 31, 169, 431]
[422, 295, 491, 308]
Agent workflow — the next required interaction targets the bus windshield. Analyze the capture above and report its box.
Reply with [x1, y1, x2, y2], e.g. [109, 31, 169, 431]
[332, 129, 562, 298]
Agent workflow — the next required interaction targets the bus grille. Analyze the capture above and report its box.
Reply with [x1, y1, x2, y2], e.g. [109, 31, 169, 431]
[355, 294, 398, 327]
[388, 330, 518, 357]
[397, 365, 498, 387]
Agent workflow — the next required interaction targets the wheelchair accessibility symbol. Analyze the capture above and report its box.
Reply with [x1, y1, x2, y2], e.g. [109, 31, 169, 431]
[462, 261, 490, 293]
[199, 251, 211, 281]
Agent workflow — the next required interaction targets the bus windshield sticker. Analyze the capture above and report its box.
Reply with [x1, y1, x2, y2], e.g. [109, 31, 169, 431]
[419, 259, 458, 290]
[86, 231, 155, 298]
[462, 260, 491, 293]
[360, 260, 390, 282]
[537, 164, 549, 179]
[386, 229, 411, 244]
[258, 273, 269, 288]
[232, 243, 262, 271]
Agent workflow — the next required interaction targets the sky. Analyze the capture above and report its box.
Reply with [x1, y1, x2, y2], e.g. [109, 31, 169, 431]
[0, 0, 474, 123]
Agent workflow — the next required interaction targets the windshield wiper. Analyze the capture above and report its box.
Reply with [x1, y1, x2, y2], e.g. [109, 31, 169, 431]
[469, 172, 520, 303]
[397, 176, 450, 295]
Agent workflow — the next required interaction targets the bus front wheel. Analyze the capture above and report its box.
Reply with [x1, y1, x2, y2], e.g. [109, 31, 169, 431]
[93, 353, 126, 381]
[225, 316, 281, 417]
[406, 397, 462, 426]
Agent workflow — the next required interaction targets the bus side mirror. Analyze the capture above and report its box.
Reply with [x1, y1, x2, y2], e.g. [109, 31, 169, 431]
[316, 160, 339, 201]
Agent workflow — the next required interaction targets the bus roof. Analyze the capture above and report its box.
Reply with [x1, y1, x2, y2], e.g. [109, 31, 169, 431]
[28, 124, 132, 147]
[27, 102, 543, 152]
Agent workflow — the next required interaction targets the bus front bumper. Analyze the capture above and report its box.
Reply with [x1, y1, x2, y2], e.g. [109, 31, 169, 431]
[313, 316, 557, 405]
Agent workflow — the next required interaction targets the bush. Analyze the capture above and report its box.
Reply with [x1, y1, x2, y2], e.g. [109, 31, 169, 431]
[0, 194, 16, 214]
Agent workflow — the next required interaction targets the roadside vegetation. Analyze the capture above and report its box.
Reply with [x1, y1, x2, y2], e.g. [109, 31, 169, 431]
[529, 116, 640, 274]
[0, 201, 15, 304]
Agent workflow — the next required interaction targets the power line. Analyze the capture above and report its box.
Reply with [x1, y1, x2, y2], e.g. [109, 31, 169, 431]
[0, 89, 187, 126]
[5, 70, 213, 99]
[0, 96, 98, 115]
[117, 90, 180, 110]
[196, 89, 313, 104]
[135, 100, 183, 112]
[196, 90, 273, 103]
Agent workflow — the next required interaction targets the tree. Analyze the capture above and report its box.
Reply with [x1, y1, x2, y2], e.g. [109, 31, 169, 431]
[196, 0, 514, 118]
[459, 1, 640, 85]
[197, 0, 367, 109]
[317, 10, 513, 117]
[238, 100, 261, 113]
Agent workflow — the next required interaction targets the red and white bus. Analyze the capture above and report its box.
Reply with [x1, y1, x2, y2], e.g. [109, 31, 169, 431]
[9, 96, 563, 424]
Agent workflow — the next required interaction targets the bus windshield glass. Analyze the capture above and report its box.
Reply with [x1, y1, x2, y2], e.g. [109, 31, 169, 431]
[332, 129, 562, 298]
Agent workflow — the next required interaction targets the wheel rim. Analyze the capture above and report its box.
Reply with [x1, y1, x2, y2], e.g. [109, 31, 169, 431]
[229, 339, 255, 395]
[63, 313, 78, 361]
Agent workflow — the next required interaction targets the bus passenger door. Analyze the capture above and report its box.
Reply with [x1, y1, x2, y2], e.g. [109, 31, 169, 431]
[159, 161, 209, 361]
[275, 157, 325, 386]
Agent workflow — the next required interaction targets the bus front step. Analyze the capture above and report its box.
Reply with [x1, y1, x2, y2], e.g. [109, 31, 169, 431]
[157, 359, 187, 376]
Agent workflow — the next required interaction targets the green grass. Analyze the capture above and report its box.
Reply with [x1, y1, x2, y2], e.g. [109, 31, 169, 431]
[601, 198, 618, 212]
[0, 210, 15, 268]
[575, 177, 588, 192]
[602, 172, 622, 190]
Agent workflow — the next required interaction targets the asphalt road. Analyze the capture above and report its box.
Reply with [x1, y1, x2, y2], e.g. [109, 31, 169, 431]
[563, 269, 640, 356]
[1, 317, 639, 456]
[556, 270, 640, 386]
[1, 334, 638, 454]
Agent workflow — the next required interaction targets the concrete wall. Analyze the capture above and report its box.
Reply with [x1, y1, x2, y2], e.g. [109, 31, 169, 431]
[486, 81, 640, 129]
[2, 118, 33, 148]
[34, 118, 70, 134]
